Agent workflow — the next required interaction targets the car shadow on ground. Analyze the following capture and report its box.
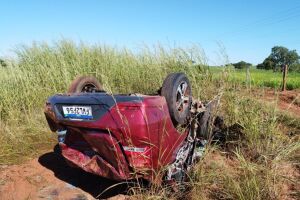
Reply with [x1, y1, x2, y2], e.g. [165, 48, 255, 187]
[38, 146, 129, 199]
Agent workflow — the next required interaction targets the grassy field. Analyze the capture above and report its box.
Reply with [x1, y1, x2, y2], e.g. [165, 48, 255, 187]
[0, 40, 299, 199]
[210, 67, 300, 90]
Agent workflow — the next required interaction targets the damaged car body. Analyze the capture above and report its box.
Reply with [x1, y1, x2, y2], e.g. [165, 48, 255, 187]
[44, 73, 217, 184]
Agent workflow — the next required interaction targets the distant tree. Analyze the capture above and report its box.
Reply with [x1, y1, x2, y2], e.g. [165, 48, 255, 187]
[0, 59, 7, 67]
[257, 46, 299, 71]
[261, 56, 275, 70]
[270, 46, 299, 71]
[256, 63, 265, 69]
[232, 61, 252, 69]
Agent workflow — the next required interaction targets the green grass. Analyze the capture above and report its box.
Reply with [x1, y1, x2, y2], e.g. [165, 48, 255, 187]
[209, 67, 300, 90]
[0, 40, 299, 199]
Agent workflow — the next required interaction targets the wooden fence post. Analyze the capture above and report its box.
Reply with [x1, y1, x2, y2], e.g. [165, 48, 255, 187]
[282, 64, 288, 91]
[246, 65, 251, 89]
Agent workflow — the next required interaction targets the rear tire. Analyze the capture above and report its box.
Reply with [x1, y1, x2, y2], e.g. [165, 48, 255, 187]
[68, 76, 102, 93]
[161, 73, 192, 126]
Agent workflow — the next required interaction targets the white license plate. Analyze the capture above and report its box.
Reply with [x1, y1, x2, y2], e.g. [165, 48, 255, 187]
[62, 106, 93, 119]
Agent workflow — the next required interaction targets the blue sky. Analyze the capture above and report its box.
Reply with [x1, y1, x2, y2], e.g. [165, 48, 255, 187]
[1, 0, 300, 64]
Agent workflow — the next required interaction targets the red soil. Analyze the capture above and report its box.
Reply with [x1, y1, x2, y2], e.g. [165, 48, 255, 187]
[254, 89, 300, 117]
[0, 150, 128, 200]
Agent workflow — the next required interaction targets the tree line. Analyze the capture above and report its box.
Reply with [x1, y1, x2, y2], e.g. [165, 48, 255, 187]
[257, 46, 300, 72]
[230, 46, 300, 72]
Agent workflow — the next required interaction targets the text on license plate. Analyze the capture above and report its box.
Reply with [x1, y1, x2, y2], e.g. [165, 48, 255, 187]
[62, 106, 93, 119]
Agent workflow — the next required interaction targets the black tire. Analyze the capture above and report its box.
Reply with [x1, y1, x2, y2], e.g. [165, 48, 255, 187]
[161, 73, 192, 125]
[68, 76, 102, 93]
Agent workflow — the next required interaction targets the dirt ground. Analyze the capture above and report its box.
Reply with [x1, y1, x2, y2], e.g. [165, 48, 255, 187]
[0, 149, 129, 200]
[254, 89, 300, 117]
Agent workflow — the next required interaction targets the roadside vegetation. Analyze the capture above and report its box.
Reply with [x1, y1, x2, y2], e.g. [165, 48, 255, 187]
[0, 40, 299, 199]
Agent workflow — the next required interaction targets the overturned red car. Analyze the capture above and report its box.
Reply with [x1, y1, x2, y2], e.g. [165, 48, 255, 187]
[44, 73, 215, 184]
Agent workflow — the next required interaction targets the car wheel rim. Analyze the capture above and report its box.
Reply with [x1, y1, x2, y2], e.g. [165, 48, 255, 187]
[176, 81, 189, 113]
[81, 83, 97, 92]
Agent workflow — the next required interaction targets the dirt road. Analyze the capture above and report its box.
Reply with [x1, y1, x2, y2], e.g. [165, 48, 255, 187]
[0, 150, 128, 200]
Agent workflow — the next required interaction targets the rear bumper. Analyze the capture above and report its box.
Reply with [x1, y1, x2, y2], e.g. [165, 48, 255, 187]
[60, 129, 154, 181]
[60, 143, 130, 180]
[61, 130, 132, 181]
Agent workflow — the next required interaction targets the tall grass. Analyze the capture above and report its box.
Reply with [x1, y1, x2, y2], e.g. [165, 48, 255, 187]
[0, 40, 299, 199]
[187, 87, 300, 200]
